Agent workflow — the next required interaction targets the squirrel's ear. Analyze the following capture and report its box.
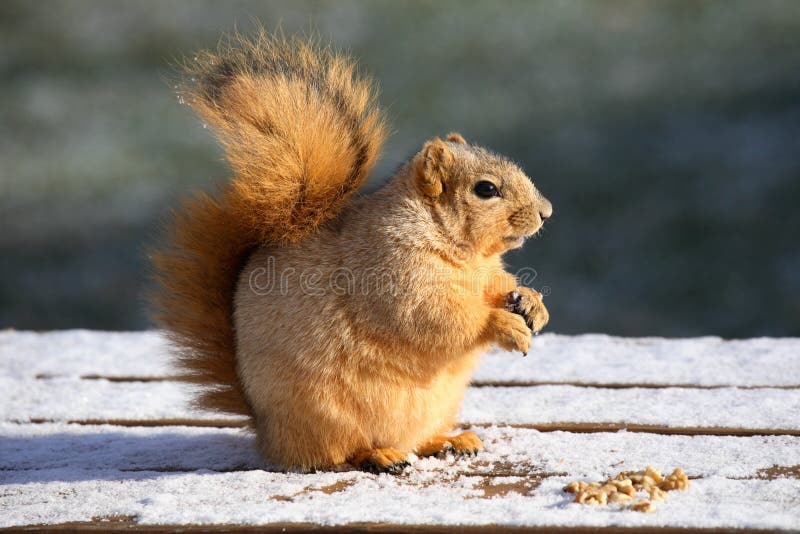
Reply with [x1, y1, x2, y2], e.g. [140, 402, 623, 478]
[445, 132, 467, 144]
[415, 137, 453, 204]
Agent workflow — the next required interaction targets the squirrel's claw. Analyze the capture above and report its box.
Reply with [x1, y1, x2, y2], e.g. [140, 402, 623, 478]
[416, 430, 484, 459]
[351, 448, 410, 475]
[504, 287, 549, 337]
[360, 460, 409, 475]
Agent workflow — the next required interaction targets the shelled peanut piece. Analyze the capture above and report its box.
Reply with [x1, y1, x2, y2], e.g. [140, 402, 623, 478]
[563, 466, 690, 513]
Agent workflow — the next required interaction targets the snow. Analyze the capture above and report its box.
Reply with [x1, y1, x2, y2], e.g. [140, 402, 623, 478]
[461, 385, 800, 429]
[476, 334, 800, 387]
[4, 330, 798, 387]
[4, 472, 798, 529]
[4, 377, 799, 430]
[0, 330, 171, 378]
[1, 330, 799, 529]
[0, 377, 230, 422]
[2, 423, 799, 480]
[2, 425, 799, 528]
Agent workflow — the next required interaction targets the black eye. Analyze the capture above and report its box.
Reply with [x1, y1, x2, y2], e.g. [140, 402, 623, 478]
[474, 180, 500, 199]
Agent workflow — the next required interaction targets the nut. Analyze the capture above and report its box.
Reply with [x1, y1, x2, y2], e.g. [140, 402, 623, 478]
[629, 499, 655, 513]
[660, 467, 690, 491]
[647, 486, 668, 502]
[645, 466, 664, 485]
[587, 490, 608, 505]
[611, 478, 632, 489]
[574, 486, 609, 505]
[564, 481, 587, 493]
[608, 492, 634, 503]
[600, 483, 618, 495]
[564, 466, 689, 512]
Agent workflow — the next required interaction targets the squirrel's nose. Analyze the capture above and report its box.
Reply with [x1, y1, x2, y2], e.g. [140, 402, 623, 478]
[539, 197, 553, 221]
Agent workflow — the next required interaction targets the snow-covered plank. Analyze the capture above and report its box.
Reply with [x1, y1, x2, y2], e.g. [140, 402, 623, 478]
[459, 385, 800, 430]
[475, 334, 800, 387]
[2, 330, 798, 388]
[2, 423, 799, 479]
[4, 330, 798, 530]
[0, 422, 262, 474]
[1, 424, 799, 529]
[0, 330, 171, 378]
[4, 377, 800, 432]
[0, 376, 230, 422]
[3, 476, 796, 530]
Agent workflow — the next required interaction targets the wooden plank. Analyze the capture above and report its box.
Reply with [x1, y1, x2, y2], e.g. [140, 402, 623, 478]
[3, 330, 799, 530]
[5, 331, 799, 388]
[461, 385, 800, 429]
[0, 330, 171, 378]
[11, 418, 800, 437]
[6, 379, 799, 432]
[2, 462, 798, 529]
[0, 522, 785, 533]
[4, 424, 799, 478]
[9, 465, 794, 480]
[3, 423, 800, 530]
[473, 334, 800, 387]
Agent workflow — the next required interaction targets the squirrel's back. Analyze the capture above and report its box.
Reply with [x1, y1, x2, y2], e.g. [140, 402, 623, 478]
[150, 32, 386, 415]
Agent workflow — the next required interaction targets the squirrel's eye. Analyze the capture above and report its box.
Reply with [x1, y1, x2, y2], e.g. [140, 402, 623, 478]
[474, 181, 500, 199]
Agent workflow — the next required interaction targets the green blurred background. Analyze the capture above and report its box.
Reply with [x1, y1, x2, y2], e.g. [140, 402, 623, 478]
[1, 0, 798, 337]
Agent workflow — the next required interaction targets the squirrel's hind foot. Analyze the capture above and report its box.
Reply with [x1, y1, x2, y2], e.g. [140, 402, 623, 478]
[351, 448, 410, 475]
[416, 431, 484, 459]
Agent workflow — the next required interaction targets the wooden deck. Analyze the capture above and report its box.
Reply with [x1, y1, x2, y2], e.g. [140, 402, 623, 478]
[1, 331, 799, 531]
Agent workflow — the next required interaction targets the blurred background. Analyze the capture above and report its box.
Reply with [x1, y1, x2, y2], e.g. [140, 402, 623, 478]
[1, 0, 798, 337]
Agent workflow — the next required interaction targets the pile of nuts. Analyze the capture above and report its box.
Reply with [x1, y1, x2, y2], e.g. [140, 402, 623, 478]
[563, 466, 690, 513]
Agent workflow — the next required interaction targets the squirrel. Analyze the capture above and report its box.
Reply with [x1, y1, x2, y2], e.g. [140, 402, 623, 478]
[150, 32, 552, 473]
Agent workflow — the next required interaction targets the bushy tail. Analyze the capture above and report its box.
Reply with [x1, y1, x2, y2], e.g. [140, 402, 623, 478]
[150, 32, 387, 416]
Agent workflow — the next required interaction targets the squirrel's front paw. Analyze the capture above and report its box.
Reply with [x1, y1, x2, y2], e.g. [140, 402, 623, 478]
[505, 288, 549, 334]
[488, 309, 532, 355]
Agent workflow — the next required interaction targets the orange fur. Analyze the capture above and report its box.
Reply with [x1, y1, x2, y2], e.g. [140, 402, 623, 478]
[151, 32, 552, 471]
[445, 132, 467, 144]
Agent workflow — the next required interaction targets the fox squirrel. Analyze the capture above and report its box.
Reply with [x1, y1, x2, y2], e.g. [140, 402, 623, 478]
[151, 32, 552, 473]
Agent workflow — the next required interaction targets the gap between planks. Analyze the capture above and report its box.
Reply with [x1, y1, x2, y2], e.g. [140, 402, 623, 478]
[33, 374, 800, 390]
[13, 418, 800, 436]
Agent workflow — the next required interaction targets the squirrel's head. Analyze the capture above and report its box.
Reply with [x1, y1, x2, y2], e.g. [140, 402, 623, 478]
[411, 133, 552, 257]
